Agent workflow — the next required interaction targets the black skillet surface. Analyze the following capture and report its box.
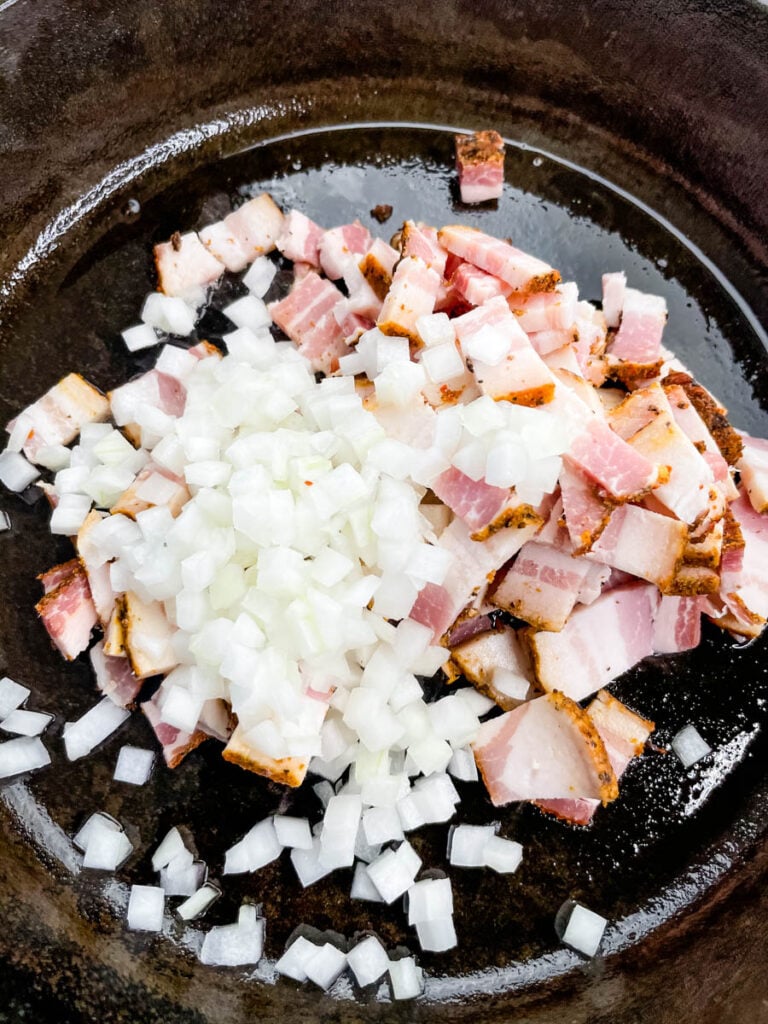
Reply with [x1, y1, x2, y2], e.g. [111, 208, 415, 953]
[0, 3, 767, 1022]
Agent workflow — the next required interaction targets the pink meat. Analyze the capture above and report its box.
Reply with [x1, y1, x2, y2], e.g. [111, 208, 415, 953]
[438, 225, 560, 293]
[275, 209, 324, 266]
[89, 639, 143, 708]
[472, 692, 616, 806]
[77, 511, 116, 626]
[39, 558, 81, 594]
[608, 288, 667, 365]
[154, 232, 224, 298]
[318, 221, 372, 280]
[268, 271, 349, 373]
[491, 541, 595, 631]
[109, 370, 186, 428]
[9, 374, 110, 463]
[601, 271, 627, 328]
[511, 284, 578, 334]
[35, 563, 97, 661]
[527, 582, 659, 702]
[400, 221, 447, 277]
[587, 503, 688, 591]
[718, 492, 768, 633]
[376, 256, 441, 340]
[142, 696, 207, 769]
[737, 434, 768, 514]
[652, 596, 703, 653]
[432, 466, 508, 533]
[452, 263, 512, 306]
[455, 130, 505, 204]
[569, 418, 660, 499]
[559, 457, 613, 553]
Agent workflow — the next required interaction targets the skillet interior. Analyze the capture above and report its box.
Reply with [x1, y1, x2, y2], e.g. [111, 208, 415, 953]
[0, 3, 767, 1022]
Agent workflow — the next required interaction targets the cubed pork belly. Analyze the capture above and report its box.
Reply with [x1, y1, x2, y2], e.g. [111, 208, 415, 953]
[275, 209, 325, 267]
[661, 371, 744, 466]
[398, 220, 448, 277]
[154, 231, 224, 298]
[9, 373, 110, 463]
[109, 370, 186, 428]
[537, 690, 653, 825]
[35, 560, 98, 660]
[737, 434, 768, 514]
[601, 272, 627, 328]
[449, 625, 533, 710]
[510, 282, 578, 334]
[199, 194, 284, 272]
[569, 417, 663, 501]
[525, 582, 659, 702]
[431, 466, 508, 534]
[652, 596, 703, 654]
[111, 464, 190, 519]
[491, 541, 597, 631]
[712, 492, 768, 637]
[358, 238, 400, 300]
[120, 591, 178, 679]
[452, 262, 512, 306]
[77, 510, 116, 626]
[318, 221, 372, 280]
[376, 257, 441, 342]
[455, 130, 505, 204]
[142, 695, 207, 769]
[222, 723, 308, 787]
[268, 271, 349, 374]
[587, 503, 688, 592]
[607, 288, 666, 378]
[559, 457, 614, 554]
[89, 639, 143, 708]
[438, 225, 560, 293]
[472, 691, 618, 807]
[38, 558, 81, 594]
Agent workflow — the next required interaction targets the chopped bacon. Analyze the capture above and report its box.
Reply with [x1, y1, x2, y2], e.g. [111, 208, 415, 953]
[608, 288, 666, 368]
[399, 221, 447, 277]
[222, 723, 307, 787]
[198, 698, 234, 743]
[452, 262, 512, 306]
[142, 695, 207, 769]
[109, 370, 186, 428]
[120, 591, 178, 679]
[652, 595, 703, 653]
[714, 491, 768, 636]
[664, 382, 733, 499]
[455, 130, 505, 204]
[8, 373, 110, 463]
[318, 221, 372, 280]
[89, 639, 143, 708]
[76, 510, 116, 626]
[154, 231, 224, 298]
[35, 560, 97, 661]
[737, 434, 768, 514]
[438, 225, 560, 293]
[491, 541, 596, 631]
[662, 371, 744, 465]
[268, 271, 349, 373]
[200, 194, 284, 270]
[472, 691, 618, 807]
[510, 283, 578, 334]
[601, 272, 627, 328]
[275, 209, 324, 267]
[587, 503, 688, 592]
[569, 417, 662, 500]
[559, 456, 614, 553]
[38, 558, 81, 594]
[525, 582, 659, 702]
[358, 238, 399, 300]
[431, 466, 508, 534]
[450, 626, 532, 710]
[376, 257, 441, 342]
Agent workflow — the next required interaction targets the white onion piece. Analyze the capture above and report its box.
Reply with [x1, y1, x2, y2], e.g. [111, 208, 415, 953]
[151, 826, 187, 871]
[0, 450, 40, 492]
[160, 860, 206, 896]
[127, 885, 165, 932]
[290, 839, 334, 887]
[122, 323, 160, 353]
[671, 724, 711, 767]
[559, 901, 608, 957]
[223, 818, 282, 875]
[113, 746, 155, 786]
[0, 510, 9, 532]
[199, 910, 265, 967]
[350, 862, 384, 902]
[416, 916, 457, 952]
[362, 806, 404, 845]
[243, 256, 277, 297]
[0, 736, 51, 778]
[388, 956, 424, 1000]
[0, 709, 52, 737]
[304, 942, 347, 990]
[411, 773, 460, 824]
[34, 445, 71, 471]
[74, 812, 121, 852]
[366, 841, 421, 903]
[83, 824, 133, 871]
[0, 676, 30, 719]
[222, 295, 271, 332]
[141, 292, 196, 336]
[415, 312, 455, 348]
[346, 934, 389, 987]
[273, 815, 313, 850]
[176, 882, 220, 922]
[50, 494, 93, 535]
[63, 698, 130, 761]
[482, 835, 523, 874]
[447, 746, 478, 782]
[275, 935, 322, 981]
[448, 824, 497, 867]
[407, 876, 453, 924]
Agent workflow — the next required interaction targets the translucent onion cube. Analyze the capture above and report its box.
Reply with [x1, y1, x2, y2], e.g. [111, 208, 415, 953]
[0, 736, 50, 778]
[176, 883, 220, 922]
[223, 295, 271, 333]
[127, 885, 165, 932]
[388, 956, 424, 1000]
[482, 835, 523, 874]
[350, 862, 384, 902]
[304, 942, 347, 990]
[415, 312, 455, 348]
[416, 916, 457, 952]
[448, 824, 497, 867]
[0, 709, 51, 737]
[0, 450, 40, 491]
[243, 257, 277, 298]
[366, 841, 421, 904]
[122, 323, 160, 353]
[199, 914, 265, 967]
[275, 935, 321, 982]
[447, 746, 478, 782]
[346, 934, 389, 987]
[63, 698, 130, 761]
[671, 724, 711, 768]
[151, 827, 187, 871]
[407, 876, 453, 925]
[74, 812, 121, 853]
[290, 839, 334, 888]
[420, 342, 465, 385]
[82, 825, 133, 871]
[113, 746, 155, 786]
[560, 902, 608, 957]
[274, 815, 313, 850]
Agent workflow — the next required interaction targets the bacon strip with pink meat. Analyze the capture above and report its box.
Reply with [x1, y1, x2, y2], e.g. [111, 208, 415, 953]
[449, 625, 533, 710]
[607, 287, 667, 376]
[89, 639, 144, 708]
[35, 560, 98, 661]
[268, 271, 349, 374]
[275, 209, 325, 267]
[601, 272, 627, 329]
[318, 221, 372, 280]
[8, 373, 110, 463]
[358, 238, 400, 299]
[713, 492, 768, 637]
[200, 194, 284, 272]
[398, 221, 448, 277]
[491, 541, 597, 631]
[154, 231, 224, 298]
[142, 695, 208, 769]
[376, 256, 441, 342]
[438, 225, 560, 293]
[451, 263, 512, 306]
[652, 595, 703, 653]
[510, 283, 578, 334]
[559, 457, 614, 554]
[569, 417, 663, 500]
[431, 466, 508, 534]
[737, 434, 768, 514]
[587, 503, 688, 592]
[455, 130, 505, 204]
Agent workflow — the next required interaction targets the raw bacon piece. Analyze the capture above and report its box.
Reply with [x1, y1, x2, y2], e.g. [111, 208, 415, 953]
[664, 383, 735, 499]
[715, 492, 768, 636]
[491, 541, 596, 631]
[109, 370, 186, 428]
[455, 130, 505, 204]
[662, 371, 744, 466]
[318, 221, 372, 280]
[154, 231, 224, 298]
[142, 695, 207, 769]
[559, 457, 614, 554]
[450, 626, 533, 710]
[569, 418, 662, 500]
[510, 283, 578, 334]
[587, 503, 688, 592]
[525, 582, 659, 702]
[376, 257, 441, 342]
[451, 263, 512, 306]
[608, 288, 666, 367]
[275, 209, 324, 267]
[431, 467, 508, 534]
[472, 691, 618, 807]
[537, 690, 653, 825]
[222, 723, 308, 787]
[438, 225, 560, 293]
[89, 639, 143, 708]
[268, 271, 348, 373]
[38, 558, 81, 594]
[8, 373, 110, 463]
[77, 510, 116, 626]
[601, 272, 627, 328]
[398, 221, 447, 277]
[120, 591, 178, 680]
[737, 434, 768, 514]
[35, 561, 97, 661]
[652, 596, 702, 654]
[358, 238, 399, 300]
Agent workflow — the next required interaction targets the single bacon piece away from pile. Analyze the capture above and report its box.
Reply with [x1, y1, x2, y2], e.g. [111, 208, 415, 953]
[14, 186, 768, 828]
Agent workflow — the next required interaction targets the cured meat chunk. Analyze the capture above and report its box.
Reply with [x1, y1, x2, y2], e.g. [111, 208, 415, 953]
[452, 263, 511, 306]
[399, 220, 447, 276]
[455, 130, 505, 204]
[491, 541, 595, 631]
[438, 225, 560, 293]
[525, 582, 659, 702]
[275, 209, 325, 266]
[652, 596, 702, 654]
[77, 510, 116, 626]
[268, 271, 348, 373]
[222, 724, 308, 787]
[608, 288, 666, 367]
[715, 492, 768, 636]
[109, 370, 186, 427]
[472, 691, 618, 807]
[450, 625, 532, 710]
[142, 696, 207, 769]
[559, 457, 614, 554]
[154, 231, 224, 298]
[35, 560, 97, 661]
[737, 434, 768, 514]
[510, 283, 578, 334]
[376, 257, 441, 342]
[120, 591, 178, 679]
[89, 639, 143, 708]
[569, 418, 661, 500]
[358, 238, 399, 299]
[661, 371, 743, 466]
[587, 503, 687, 592]
[318, 221, 372, 280]
[431, 466, 508, 534]
[601, 272, 626, 328]
[8, 373, 110, 463]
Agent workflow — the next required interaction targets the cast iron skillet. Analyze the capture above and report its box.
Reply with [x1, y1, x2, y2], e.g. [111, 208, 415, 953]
[0, 2, 767, 1022]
